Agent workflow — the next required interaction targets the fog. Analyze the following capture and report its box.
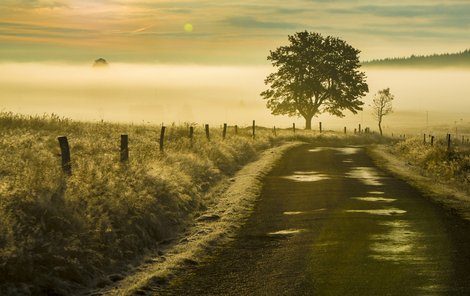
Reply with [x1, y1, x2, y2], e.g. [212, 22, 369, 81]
[1, 62, 469, 133]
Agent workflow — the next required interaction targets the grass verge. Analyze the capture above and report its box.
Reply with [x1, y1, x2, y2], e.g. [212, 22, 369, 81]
[368, 137, 470, 220]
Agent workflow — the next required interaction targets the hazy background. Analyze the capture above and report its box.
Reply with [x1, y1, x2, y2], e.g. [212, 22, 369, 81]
[2, 1, 470, 135]
[1, 62, 469, 135]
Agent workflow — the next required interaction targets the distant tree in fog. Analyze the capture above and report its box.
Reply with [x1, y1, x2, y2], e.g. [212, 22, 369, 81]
[261, 31, 369, 129]
[372, 88, 394, 136]
[93, 58, 109, 68]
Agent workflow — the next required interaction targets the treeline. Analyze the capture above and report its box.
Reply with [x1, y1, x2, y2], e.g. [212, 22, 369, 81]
[363, 49, 470, 68]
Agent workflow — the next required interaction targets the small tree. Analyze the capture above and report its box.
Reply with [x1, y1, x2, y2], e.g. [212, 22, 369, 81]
[372, 88, 394, 136]
[261, 31, 369, 129]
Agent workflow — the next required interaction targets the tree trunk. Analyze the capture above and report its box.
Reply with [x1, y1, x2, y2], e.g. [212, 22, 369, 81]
[378, 119, 383, 136]
[304, 115, 313, 130]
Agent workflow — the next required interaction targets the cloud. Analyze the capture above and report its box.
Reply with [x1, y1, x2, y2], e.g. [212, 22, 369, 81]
[0, 21, 95, 39]
[0, 21, 92, 33]
[275, 7, 306, 15]
[328, 3, 470, 21]
[1, 0, 470, 64]
[132, 25, 153, 33]
[163, 8, 192, 14]
[1, 0, 68, 9]
[222, 16, 303, 30]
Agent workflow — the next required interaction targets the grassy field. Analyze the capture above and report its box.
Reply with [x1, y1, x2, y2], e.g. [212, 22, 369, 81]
[0, 112, 386, 295]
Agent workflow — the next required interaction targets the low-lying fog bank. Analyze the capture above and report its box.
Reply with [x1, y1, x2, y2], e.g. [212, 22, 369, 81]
[1, 63, 469, 133]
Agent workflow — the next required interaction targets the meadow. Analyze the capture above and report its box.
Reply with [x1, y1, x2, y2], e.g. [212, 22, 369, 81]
[5, 110, 470, 294]
[0, 111, 379, 294]
[0, 112, 275, 294]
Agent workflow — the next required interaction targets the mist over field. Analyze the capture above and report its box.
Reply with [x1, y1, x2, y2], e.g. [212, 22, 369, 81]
[1, 62, 469, 133]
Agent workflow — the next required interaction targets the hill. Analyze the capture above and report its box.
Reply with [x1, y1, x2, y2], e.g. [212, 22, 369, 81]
[363, 49, 470, 68]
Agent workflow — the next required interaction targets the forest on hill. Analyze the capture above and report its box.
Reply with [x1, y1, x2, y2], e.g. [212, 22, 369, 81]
[363, 49, 470, 68]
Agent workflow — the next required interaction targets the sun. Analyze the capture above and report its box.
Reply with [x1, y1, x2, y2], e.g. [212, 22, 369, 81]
[183, 23, 193, 32]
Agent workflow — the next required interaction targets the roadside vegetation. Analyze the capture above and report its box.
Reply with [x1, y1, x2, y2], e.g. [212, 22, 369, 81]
[0, 111, 385, 295]
[387, 136, 470, 189]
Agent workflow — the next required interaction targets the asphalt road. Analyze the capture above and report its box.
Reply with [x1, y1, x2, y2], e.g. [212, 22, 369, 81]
[157, 144, 470, 295]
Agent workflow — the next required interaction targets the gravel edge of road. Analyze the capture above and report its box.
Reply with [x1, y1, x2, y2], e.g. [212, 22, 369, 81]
[95, 141, 304, 296]
[368, 144, 470, 220]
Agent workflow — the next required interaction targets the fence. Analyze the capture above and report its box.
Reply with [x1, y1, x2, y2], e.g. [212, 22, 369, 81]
[56, 121, 374, 175]
[421, 133, 470, 151]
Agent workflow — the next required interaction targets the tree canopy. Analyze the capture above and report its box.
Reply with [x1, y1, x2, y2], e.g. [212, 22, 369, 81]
[261, 31, 369, 129]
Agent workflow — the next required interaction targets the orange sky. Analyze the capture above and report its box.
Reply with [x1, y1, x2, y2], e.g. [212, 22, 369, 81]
[1, 1, 469, 63]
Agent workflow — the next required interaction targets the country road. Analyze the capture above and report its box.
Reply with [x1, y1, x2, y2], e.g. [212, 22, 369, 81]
[156, 144, 470, 295]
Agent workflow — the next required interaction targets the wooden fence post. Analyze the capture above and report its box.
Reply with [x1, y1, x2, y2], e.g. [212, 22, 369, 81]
[293, 123, 296, 135]
[252, 120, 256, 139]
[57, 136, 72, 175]
[235, 125, 238, 135]
[431, 136, 434, 146]
[120, 134, 129, 162]
[273, 126, 277, 137]
[344, 126, 347, 134]
[159, 126, 166, 152]
[447, 134, 451, 151]
[319, 122, 322, 133]
[205, 124, 210, 141]
[358, 124, 361, 133]
[189, 126, 194, 148]
[423, 134, 426, 144]
[223, 123, 227, 140]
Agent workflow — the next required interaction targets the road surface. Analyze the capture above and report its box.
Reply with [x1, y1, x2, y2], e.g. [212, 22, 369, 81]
[157, 144, 470, 295]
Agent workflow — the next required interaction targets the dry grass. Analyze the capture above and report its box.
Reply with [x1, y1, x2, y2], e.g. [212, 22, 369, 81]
[391, 136, 470, 186]
[0, 111, 386, 295]
[0, 112, 271, 294]
[368, 138, 470, 222]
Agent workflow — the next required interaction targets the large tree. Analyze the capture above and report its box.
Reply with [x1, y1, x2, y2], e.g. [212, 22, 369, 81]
[372, 88, 394, 136]
[261, 31, 369, 129]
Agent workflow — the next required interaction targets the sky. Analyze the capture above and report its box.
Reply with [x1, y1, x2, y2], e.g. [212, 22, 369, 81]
[1, 0, 470, 131]
[1, 0, 470, 64]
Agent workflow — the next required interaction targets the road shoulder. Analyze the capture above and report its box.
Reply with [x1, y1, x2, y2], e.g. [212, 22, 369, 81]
[367, 144, 470, 220]
[94, 141, 304, 296]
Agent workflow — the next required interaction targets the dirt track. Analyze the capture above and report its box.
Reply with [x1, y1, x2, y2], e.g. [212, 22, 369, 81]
[156, 144, 470, 295]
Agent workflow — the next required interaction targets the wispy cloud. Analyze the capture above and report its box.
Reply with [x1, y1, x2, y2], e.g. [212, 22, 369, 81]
[222, 16, 303, 30]
[341, 3, 470, 18]
[132, 25, 153, 34]
[0, 0, 68, 9]
[1, 0, 469, 63]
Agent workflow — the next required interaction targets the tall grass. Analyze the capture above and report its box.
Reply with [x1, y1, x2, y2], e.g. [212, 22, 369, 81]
[391, 136, 470, 185]
[0, 111, 384, 294]
[0, 112, 268, 294]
